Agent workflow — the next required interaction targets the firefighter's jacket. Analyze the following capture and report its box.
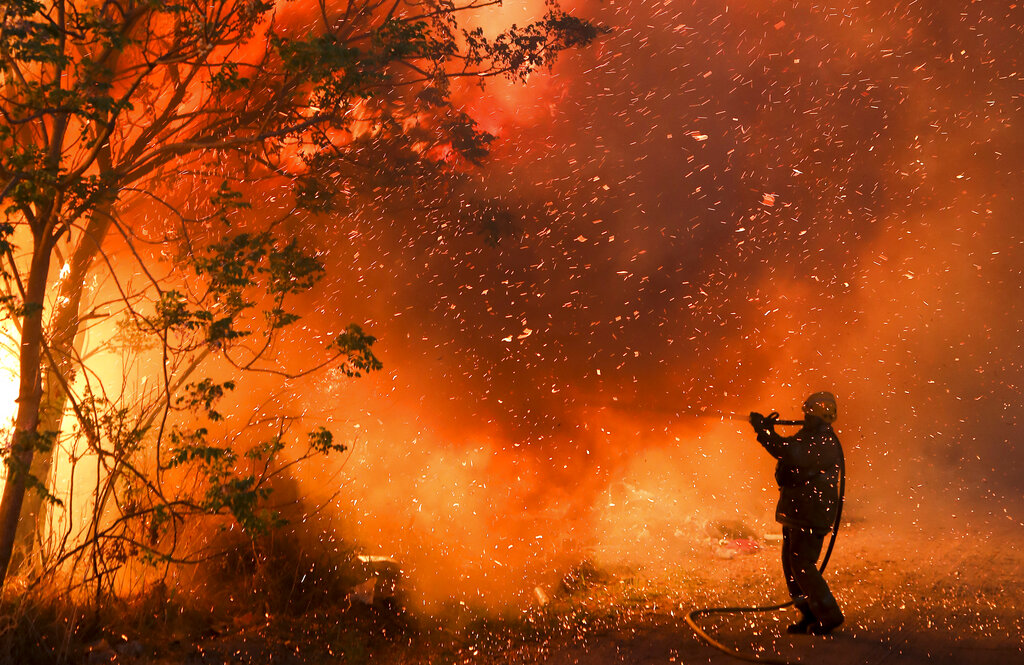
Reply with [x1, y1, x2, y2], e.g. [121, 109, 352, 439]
[757, 423, 843, 532]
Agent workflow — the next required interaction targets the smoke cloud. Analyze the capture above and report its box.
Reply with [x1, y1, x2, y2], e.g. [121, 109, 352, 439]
[32, 1, 1016, 608]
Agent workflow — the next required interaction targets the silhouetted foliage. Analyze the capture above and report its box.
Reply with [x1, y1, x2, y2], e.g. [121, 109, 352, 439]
[0, 0, 602, 598]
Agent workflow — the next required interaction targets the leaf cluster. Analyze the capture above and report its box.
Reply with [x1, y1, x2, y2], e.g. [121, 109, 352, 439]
[0, 0, 604, 600]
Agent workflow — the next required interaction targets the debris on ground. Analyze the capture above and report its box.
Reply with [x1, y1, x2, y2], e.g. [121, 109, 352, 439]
[706, 519, 762, 558]
[705, 518, 758, 541]
[350, 555, 403, 607]
[350, 578, 378, 605]
[561, 558, 612, 593]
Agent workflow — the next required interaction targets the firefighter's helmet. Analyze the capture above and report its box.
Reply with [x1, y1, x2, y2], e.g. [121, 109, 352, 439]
[803, 391, 838, 424]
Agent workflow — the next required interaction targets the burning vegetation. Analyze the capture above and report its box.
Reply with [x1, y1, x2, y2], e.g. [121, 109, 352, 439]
[1, 1, 1023, 664]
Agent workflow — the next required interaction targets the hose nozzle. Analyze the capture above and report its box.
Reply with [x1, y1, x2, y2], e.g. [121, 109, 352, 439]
[750, 411, 805, 429]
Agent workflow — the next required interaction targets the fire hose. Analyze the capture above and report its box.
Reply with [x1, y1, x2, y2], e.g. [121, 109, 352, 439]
[683, 415, 847, 665]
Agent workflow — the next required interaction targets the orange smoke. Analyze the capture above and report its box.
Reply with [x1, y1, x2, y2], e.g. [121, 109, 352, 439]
[262, 0, 1024, 610]
[12, 0, 1021, 613]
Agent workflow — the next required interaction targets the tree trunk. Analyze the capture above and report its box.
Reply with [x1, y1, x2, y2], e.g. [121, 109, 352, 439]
[0, 239, 55, 589]
[10, 207, 112, 573]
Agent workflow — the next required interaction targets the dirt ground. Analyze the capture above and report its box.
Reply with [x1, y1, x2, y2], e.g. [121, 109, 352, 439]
[516, 519, 1024, 665]
[121, 518, 1024, 665]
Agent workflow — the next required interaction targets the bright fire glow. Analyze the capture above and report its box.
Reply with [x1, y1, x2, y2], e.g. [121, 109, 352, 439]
[0, 320, 19, 489]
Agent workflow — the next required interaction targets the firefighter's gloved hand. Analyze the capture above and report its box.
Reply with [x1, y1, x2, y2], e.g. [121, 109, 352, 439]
[750, 412, 781, 441]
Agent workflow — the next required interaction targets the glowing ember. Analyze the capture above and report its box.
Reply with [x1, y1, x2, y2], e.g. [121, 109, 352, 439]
[0, 321, 17, 447]
[1, 2, 1022, 641]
